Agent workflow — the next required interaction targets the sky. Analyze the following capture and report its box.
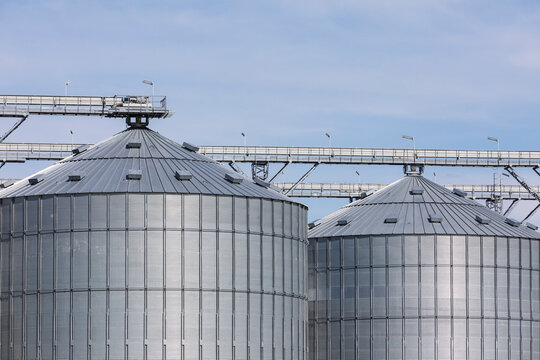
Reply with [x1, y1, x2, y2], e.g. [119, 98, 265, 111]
[1, 0, 540, 222]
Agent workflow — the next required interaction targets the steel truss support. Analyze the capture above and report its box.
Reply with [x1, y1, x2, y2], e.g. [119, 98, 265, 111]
[0, 115, 28, 143]
[524, 204, 540, 222]
[284, 163, 319, 195]
[269, 162, 291, 182]
[504, 166, 540, 222]
[251, 161, 269, 181]
[503, 199, 519, 216]
[486, 195, 503, 214]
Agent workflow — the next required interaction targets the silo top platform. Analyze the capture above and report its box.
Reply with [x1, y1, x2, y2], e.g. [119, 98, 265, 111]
[0, 94, 172, 119]
[0, 127, 300, 203]
[308, 175, 540, 239]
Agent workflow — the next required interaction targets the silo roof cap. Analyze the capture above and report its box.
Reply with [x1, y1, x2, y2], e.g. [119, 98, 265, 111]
[309, 175, 540, 239]
[0, 127, 304, 205]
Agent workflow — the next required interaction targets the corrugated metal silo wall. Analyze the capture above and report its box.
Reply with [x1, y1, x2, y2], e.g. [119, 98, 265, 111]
[307, 234, 540, 359]
[0, 193, 308, 360]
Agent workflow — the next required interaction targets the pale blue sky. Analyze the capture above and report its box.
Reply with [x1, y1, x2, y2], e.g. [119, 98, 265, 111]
[1, 0, 540, 221]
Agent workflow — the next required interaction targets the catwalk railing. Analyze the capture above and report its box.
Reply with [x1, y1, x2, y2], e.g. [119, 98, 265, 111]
[1, 144, 540, 166]
[273, 182, 540, 200]
[0, 176, 535, 201]
[0, 95, 172, 118]
[199, 146, 540, 167]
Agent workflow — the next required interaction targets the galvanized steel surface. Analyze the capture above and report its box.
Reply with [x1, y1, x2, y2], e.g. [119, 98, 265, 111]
[0, 126, 309, 360]
[0, 193, 308, 359]
[3, 143, 540, 167]
[308, 175, 540, 238]
[0, 128, 299, 203]
[274, 182, 540, 200]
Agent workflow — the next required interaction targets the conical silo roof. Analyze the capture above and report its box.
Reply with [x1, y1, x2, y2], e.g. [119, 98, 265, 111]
[0, 127, 299, 202]
[308, 174, 540, 239]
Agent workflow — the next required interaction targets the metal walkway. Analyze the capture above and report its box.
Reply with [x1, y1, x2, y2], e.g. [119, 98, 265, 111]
[0, 175, 535, 202]
[273, 182, 540, 200]
[199, 146, 540, 167]
[1, 143, 540, 166]
[0, 95, 172, 119]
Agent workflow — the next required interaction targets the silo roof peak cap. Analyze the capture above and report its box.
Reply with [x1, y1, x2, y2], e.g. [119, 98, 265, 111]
[0, 127, 306, 205]
[309, 175, 540, 239]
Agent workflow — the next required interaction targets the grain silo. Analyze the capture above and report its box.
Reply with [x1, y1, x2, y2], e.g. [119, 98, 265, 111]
[308, 173, 540, 360]
[0, 125, 308, 360]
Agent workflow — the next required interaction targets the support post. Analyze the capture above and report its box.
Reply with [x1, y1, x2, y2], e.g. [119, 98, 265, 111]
[285, 163, 319, 195]
[0, 115, 28, 143]
[125, 116, 149, 128]
[251, 161, 269, 181]
[486, 196, 503, 214]
[504, 166, 540, 223]
[523, 204, 540, 222]
[269, 162, 291, 182]
[503, 199, 519, 216]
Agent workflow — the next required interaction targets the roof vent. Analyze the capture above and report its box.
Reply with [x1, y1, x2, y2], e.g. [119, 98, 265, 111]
[453, 188, 467, 197]
[126, 170, 142, 180]
[337, 219, 349, 226]
[526, 222, 538, 231]
[72, 144, 90, 154]
[475, 215, 491, 225]
[182, 142, 199, 152]
[0, 180, 14, 189]
[428, 213, 443, 223]
[174, 170, 192, 181]
[68, 172, 84, 182]
[384, 215, 398, 224]
[126, 142, 141, 149]
[505, 217, 521, 227]
[28, 175, 44, 185]
[360, 189, 375, 198]
[308, 220, 321, 229]
[410, 187, 424, 195]
[225, 173, 243, 184]
[254, 177, 271, 188]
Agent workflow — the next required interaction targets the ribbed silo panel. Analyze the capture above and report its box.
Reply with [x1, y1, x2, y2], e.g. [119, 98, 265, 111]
[0, 127, 308, 360]
[308, 175, 540, 360]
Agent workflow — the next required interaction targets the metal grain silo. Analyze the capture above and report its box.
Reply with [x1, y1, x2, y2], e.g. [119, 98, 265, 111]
[0, 126, 308, 360]
[307, 173, 540, 360]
